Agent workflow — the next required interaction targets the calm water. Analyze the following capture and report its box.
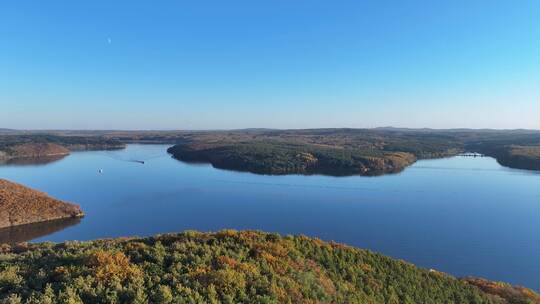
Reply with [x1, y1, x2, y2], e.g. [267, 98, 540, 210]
[1, 144, 539, 290]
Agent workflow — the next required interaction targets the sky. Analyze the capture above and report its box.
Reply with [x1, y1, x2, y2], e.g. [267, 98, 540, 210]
[1, 1, 539, 130]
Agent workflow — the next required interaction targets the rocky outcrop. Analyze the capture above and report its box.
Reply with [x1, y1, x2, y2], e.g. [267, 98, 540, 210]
[0, 179, 83, 229]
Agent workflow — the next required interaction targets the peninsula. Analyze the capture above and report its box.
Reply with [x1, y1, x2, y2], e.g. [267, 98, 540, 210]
[165, 129, 460, 176]
[168, 140, 418, 176]
[0, 179, 83, 229]
[163, 129, 540, 176]
[0, 134, 125, 163]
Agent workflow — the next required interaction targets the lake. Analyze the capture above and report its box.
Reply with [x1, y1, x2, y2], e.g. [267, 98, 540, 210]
[1, 144, 539, 291]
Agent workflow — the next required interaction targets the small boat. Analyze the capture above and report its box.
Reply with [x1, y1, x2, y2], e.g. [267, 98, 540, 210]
[98, 169, 104, 173]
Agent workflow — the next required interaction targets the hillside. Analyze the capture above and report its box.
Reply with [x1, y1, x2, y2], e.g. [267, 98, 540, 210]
[462, 132, 540, 171]
[163, 129, 540, 175]
[0, 230, 537, 303]
[0, 135, 125, 162]
[166, 129, 461, 176]
[3, 129, 540, 174]
[0, 179, 83, 229]
[168, 140, 418, 176]
[471, 144, 540, 171]
[0, 143, 69, 161]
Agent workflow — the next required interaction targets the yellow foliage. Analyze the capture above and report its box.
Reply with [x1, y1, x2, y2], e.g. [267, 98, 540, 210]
[0, 266, 23, 286]
[360, 263, 374, 273]
[124, 241, 148, 251]
[207, 268, 246, 295]
[188, 265, 210, 278]
[238, 230, 261, 241]
[86, 250, 141, 283]
[216, 256, 238, 268]
[216, 229, 238, 238]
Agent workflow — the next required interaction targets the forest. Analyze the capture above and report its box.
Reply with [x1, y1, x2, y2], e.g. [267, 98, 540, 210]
[0, 135, 122, 150]
[1, 230, 538, 304]
[167, 140, 417, 176]
[2, 128, 540, 174]
[165, 128, 540, 176]
[0, 135, 124, 161]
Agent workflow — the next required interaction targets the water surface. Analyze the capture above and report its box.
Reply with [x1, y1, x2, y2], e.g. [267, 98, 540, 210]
[1, 144, 539, 290]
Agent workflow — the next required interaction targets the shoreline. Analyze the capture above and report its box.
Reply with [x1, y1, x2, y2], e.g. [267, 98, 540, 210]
[1, 230, 538, 303]
[0, 179, 85, 229]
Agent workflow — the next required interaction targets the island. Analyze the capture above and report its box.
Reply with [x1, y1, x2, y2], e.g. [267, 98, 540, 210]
[0, 230, 537, 303]
[0, 179, 83, 229]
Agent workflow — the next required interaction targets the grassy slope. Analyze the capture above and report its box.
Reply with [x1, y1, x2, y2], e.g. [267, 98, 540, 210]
[1, 230, 538, 304]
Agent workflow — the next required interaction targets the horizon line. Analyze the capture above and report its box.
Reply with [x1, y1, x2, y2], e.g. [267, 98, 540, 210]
[2, 126, 540, 132]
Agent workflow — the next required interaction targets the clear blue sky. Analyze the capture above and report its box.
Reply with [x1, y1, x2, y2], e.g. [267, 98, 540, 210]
[1, 1, 539, 130]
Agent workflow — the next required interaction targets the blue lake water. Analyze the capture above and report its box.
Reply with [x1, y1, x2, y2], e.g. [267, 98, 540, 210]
[1, 144, 539, 291]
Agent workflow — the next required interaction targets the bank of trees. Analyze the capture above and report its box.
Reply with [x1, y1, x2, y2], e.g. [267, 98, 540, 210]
[0, 135, 121, 150]
[168, 140, 418, 176]
[2, 230, 535, 304]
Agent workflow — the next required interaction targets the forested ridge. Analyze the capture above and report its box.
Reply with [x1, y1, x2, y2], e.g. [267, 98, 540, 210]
[168, 140, 418, 176]
[165, 129, 540, 175]
[0, 135, 124, 161]
[3, 129, 540, 174]
[1, 230, 538, 303]
[166, 129, 462, 176]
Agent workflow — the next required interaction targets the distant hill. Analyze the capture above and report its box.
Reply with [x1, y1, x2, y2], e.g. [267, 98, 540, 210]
[166, 129, 462, 176]
[0, 134, 125, 161]
[168, 140, 419, 176]
[2, 129, 540, 173]
[164, 128, 540, 175]
[0, 129, 17, 135]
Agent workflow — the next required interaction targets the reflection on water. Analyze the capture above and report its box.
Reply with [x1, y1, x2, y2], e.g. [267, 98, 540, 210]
[0, 217, 82, 244]
[0, 145, 539, 291]
[0, 155, 68, 166]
